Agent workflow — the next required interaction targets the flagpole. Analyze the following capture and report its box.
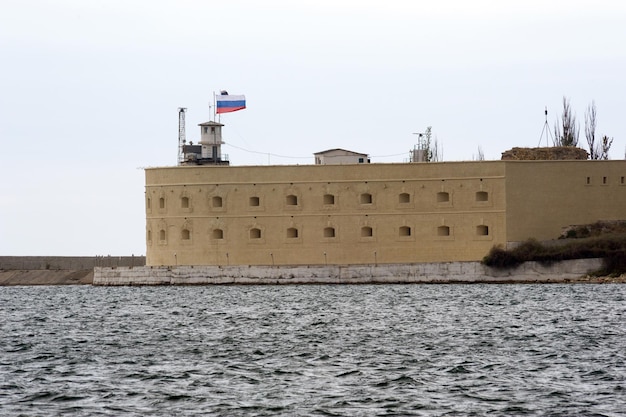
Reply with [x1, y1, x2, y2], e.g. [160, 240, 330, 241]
[212, 91, 216, 122]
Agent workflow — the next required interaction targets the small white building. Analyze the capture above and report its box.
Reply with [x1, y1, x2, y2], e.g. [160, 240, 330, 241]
[314, 148, 370, 165]
[181, 121, 229, 165]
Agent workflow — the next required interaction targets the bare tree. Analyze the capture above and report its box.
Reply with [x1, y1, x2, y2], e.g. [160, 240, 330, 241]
[584, 101, 614, 159]
[431, 136, 442, 162]
[585, 101, 599, 159]
[414, 126, 443, 162]
[599, 135, 614, 160]
[475, 146, 485, 161]
[554, 97, 579, 147]
[422, 126, 433, 162]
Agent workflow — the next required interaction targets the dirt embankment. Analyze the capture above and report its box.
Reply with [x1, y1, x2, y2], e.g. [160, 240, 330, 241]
[501, 146, 589, 160]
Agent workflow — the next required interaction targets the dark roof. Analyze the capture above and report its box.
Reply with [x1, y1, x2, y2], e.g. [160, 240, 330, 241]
[198, 121, 224, 127]
[314, 148, 368, 156]
[183, 145, 202, 153]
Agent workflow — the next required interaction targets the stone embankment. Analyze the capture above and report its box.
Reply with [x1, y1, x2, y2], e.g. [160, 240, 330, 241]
[3, 257, 620, 286]
[0, 256, 145, 286]
[94, 258, 608, 286]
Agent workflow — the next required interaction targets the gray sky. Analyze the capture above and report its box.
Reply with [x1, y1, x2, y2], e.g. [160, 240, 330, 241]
[1, 0, 625, 256]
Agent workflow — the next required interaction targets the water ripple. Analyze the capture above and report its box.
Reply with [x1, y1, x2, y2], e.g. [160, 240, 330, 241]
[1, 284, 626, 416]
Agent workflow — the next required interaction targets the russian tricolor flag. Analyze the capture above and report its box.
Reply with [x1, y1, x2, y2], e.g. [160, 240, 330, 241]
[216, 94, 246, 114]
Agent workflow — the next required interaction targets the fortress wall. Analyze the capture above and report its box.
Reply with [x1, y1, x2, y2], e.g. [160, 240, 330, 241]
[505, 160, 626, 242]
[145, 160, 625, 267]
[94, 258, 603, 286]
[145, 161, 508, 266]
[146, 161, 507, 185]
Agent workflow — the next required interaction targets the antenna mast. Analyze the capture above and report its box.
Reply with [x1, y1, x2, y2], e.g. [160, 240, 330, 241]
[178, 107, 187, 165]
[538, 106, 554, 147]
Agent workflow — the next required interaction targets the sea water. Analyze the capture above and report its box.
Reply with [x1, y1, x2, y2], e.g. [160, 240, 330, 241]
[1, 284, 625, 416]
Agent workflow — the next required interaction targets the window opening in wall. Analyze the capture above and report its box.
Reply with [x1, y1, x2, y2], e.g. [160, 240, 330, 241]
[399, 226, 411, 237]
[286, 195, 298, 205]
[181, 197, 190, 208]
[146, 198, 151, 209]
[324, 227, 336, 238]
[360, 193, 372, 204]
[159, 197, 165, 209]
[249, 196, 260, 207]
[476, 191, 488, 202]
[323, 194, 335, 205]
[287, 227, 298, 238]
[212, 196, 223, 207]
[147, 230, 152, 241]
[358, 157, 364, 163]
[621, 176, 625, 185]
[182, 229, 191, 240]
[159, 229, 166, 240]
[586, 176, 591, 185]
[437, 192, 449, 203]
[399, 193, 410, 203]
[250, 228, 261, 239]
[212, 229, 224, 239]
[361, 226, 373, 237]
[603, 176, 607, 184]
[476, 225, 489, 236]
[437, 225, 450, 236]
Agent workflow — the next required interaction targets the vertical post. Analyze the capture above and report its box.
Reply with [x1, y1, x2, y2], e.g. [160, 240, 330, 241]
[213, 92, 216, 122]
[178, 107, 187, 165]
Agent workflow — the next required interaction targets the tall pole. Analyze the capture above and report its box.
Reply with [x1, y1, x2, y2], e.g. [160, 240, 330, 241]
[178, 107, 187, 165]
[213, 91, 217, 122]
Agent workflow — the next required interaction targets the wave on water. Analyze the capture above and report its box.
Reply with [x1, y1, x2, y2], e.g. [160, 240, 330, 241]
[1, 284, 625, 416]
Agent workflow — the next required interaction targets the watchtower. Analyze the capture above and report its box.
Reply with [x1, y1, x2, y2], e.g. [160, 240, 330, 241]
[199, 121, 225, 162]
[181, 121, 229, 165]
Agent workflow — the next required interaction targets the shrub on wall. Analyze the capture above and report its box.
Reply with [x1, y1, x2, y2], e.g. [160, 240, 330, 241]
[483, 235, 626, 276]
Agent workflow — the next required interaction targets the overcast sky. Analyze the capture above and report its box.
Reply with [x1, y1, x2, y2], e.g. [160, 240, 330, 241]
[1, 0, 625, 256]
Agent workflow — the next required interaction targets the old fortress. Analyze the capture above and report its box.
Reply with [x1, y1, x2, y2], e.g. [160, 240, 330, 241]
[144, 121, 625, 267]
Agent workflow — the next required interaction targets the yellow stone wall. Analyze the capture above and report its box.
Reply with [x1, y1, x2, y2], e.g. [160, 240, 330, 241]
[145, 162, 507, 266]
[505, 160, 626, 243]
[144, 160, 625, 266]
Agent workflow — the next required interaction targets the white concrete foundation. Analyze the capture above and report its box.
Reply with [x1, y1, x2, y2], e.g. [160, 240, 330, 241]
[93, 259, 603, 286]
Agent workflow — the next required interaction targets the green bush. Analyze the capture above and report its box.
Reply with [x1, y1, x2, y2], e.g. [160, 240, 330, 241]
[483, 234, 626, 276]
[482, 245, 521, 269]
